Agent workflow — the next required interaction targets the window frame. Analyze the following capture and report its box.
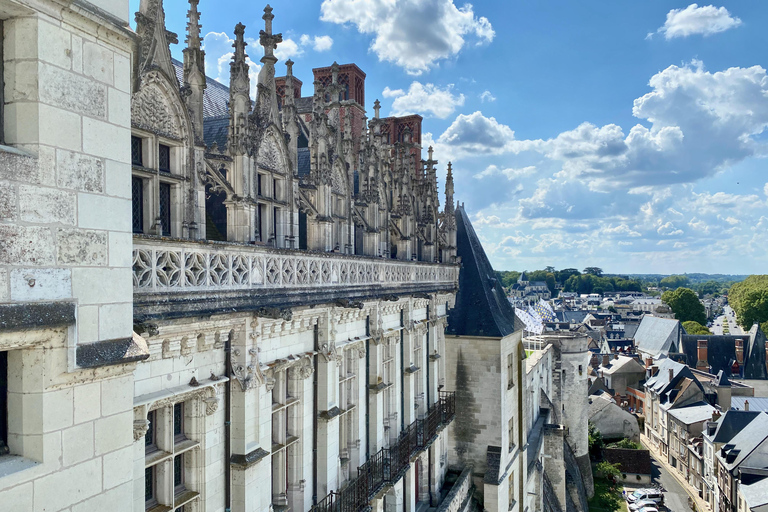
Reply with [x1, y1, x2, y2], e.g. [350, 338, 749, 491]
[158, 143, 171, 173]
[132, 135, 144, 167]
[145, 409, 158, 454]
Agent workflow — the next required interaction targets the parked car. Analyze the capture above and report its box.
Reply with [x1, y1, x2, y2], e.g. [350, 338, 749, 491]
[636, 507, 659, 512]
[627, 489, 664, 505]
[629, 500, 657, 511]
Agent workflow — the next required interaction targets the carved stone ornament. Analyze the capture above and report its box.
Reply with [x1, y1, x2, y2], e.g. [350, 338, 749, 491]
[357, 345, 367, 359]
[131, 81, 181, 139]
[134, 419, 150, 441]
[257, 135, 283, 173]
[319, 341, 340, 364]
[204, 396, 220, 416]
[298, 356, 314, 379]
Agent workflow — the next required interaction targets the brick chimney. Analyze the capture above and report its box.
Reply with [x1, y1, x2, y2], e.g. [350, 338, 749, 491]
[645, 357, 653, 368]
[697, 339, 709, 371]
[735, 339, 744, 365]
[602, 354, 610, 367]
[744, 399, 749, 411]
[669, 368, 674, 381]
[651, 365, 659, 376]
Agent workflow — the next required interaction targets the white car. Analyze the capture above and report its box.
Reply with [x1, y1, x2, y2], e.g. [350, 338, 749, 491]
[636, 507, 659, 512]
[629, 500, 657, 511]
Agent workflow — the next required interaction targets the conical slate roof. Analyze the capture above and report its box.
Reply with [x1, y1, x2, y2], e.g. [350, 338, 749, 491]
[446, 206, 517, 338]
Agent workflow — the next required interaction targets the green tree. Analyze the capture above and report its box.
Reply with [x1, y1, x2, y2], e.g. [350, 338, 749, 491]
[588, 422, 604, 459]
[729, 275, 768, 328]
[683, 320, 712, 335]
[545, 272, 557, 297]
[662, 287, 706, 324]
[584, 267, 603, 276]
[556, 268, 581, 285]
[660, 274, 690, 289]
[607, 438, 642, 450]
[595, 461, 622, 482]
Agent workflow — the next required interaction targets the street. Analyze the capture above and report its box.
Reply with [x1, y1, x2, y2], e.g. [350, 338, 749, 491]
[711, 305, 743, 335]
[649, 457, 693, 512]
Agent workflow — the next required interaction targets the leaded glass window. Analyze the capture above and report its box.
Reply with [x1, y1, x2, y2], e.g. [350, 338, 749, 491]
[0, 351, 8, 456]
[173, 402, 184, 441]
[145, 466, 155, 504]
[174, 454, 184, 491]
[131, 136, 143, 166]
[160, 183, 171, 236]
[159, 144, 171, 173]
[132, 177, 144, 234]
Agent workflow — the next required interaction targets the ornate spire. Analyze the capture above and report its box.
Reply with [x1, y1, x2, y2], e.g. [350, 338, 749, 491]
[185, 0, 202, 50]
[445, 162, 455, 214]
[259, 4, 282, 64]
[233, 23, 247, 66]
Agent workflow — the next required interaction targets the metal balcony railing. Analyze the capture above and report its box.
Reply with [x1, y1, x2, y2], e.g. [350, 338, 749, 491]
[312, 391, 456, 512]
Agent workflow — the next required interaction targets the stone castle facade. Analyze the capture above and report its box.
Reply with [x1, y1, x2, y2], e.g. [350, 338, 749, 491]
[0, 1, 590, 512]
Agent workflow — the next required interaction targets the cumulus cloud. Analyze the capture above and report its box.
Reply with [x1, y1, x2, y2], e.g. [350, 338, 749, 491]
[203, 31, 262, 98]
[385, 82, 465, 119]
[437, 111, 523, 155]
[473, 164, 535, 180]
[653, 4, 742, 40]
[274, 38, 303, 62]
[320, 0, 494, 75]
[300, 34, 334, 52]
[480, 90, 496, 102]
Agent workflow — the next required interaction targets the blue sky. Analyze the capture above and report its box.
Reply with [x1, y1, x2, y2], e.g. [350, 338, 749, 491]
[131, 1, 768, 274]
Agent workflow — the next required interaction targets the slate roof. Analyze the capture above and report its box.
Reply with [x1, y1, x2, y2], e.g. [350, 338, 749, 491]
[446, 206, 517, 338]
[171, 58, 231, 118]
[731, 396, 768, 412]
[297, 147, 310, 177]
[600, 355, 646, 376]
[645, 358, 703, 397]
[740, 479, 768, 511]
[603, 448, 652, 476]
[710, 410, 761, 443]
[720, 412, 768, 470]
[556, 311, 589, 324]
[681, 325, 768, 380]
[668, 402, 716, 425]
[203, 115, 229, 150]
[634, 316, 682, 358]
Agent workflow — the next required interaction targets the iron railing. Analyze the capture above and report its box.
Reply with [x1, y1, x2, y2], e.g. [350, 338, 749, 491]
[312, 391, 456, 512]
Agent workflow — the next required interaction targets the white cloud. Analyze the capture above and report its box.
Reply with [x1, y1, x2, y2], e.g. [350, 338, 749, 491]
[274, 37, 304, 62]
[320, 0, 494, 75]
[203, 31, 262, 98]
[386, 82, 465, 119]
[654, 4, 742, 40]
[480, 90, 496, 102]
[657, 222, 683, 236]
[437, 111, 522, 156]
[474, 164, 535, 180]
[300, 34, 334, 52]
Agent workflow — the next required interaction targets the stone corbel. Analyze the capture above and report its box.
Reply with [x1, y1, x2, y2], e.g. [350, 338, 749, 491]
[134, 419, 150, 441]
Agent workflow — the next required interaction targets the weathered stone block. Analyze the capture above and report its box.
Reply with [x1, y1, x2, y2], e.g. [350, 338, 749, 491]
[72, 267, 131, 305]
[73, 381, 101, 425]
[38, 103, 81, 151]
[62, 422, 94, 466]
[39, 63, 107, 119]
[0, 225, 56, 265]
[32, 457, 102, 512]
[57, 228, 108, 265]
[0, 269, 7, 301]
[105, 159, 131, 199]
[77, 192, 131, 232]
[10, 268, 72, 301]
[98, 302, 132, 341]
[57, 149, 104, 192]
[0, 181, 16, 221]
[94, 411, 132, 455]
[113, 53, 131, 93]
[108, 87, 130, 126]
[0, 147, 40, 183]
[82, 117, 129, 162]
[4, 60, 39, 103]
[83, 41, 114, 85]
[5, 17, 37, 61]
[37, 19, 72, 70]
[42, 387, 73, 433]
[102, 446, 133, 490]
[19, 185, 76, 225]
[108, 231, 132, 267]
[4, 102, 39, 145]
[77, 305, 99, 344]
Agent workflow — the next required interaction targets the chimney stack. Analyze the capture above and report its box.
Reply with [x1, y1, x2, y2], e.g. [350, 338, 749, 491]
[645, 357, 653, 368]
[651, 365, 659, 376]
[669, 368, 674, 381]
[744, 399, 749, 411]
[696, 339, 709, 372]
[735, 339, 744, 365]
[602, 354, 610, 367]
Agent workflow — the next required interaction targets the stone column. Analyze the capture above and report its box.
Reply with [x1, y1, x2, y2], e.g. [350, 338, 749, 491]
[316, 314, 340, 496]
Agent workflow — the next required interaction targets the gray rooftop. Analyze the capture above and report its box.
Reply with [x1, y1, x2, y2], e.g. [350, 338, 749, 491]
[731, 396, 768, 412]
[668, 402, 716, 425]
[634, 316, 682, 358]
[720, 412, 768, 470]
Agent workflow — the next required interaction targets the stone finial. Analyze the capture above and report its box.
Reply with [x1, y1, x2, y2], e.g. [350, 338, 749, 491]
[373, 99, 381, 119]
[286, 59, 294, 76]
[259, 4, 282, 63]
[331, 61, 340, 84]
[428, 146, 434, 161]
[185, 0, 202, 49]
[233, 23, 247, 63]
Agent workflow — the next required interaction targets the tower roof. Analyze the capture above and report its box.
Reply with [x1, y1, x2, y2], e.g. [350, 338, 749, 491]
[446, 206, 517, 338]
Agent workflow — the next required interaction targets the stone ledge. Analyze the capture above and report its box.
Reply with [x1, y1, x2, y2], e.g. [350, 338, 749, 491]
[76, 333, 150, 368]
[230, 447, 269, 469]
[0, 301, 76, 331]
[318, 406, 341, 421]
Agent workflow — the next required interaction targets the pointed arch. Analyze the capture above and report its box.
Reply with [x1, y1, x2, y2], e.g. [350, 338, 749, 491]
[131, 69, 193, 144]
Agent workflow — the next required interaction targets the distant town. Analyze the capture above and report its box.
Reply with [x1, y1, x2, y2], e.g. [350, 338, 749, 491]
[502, 267, 768, 512]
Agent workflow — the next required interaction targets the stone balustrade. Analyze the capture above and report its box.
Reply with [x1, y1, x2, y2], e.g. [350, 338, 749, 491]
[132, 236, 460, 320]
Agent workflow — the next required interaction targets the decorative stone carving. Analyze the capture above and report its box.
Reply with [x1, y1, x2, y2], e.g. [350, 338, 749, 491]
[319, 341, 339, 364]
[204, 396, 219, 415]
[134, 419, 150, 441]
[131, 83, 181, 139]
